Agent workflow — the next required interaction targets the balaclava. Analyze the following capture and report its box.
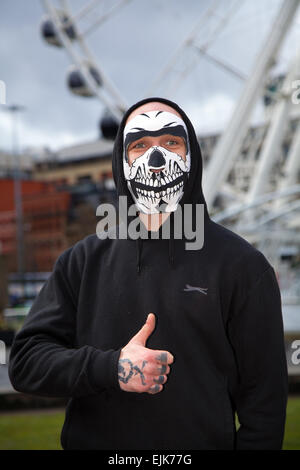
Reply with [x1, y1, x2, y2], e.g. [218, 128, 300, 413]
[123, 110, 191, 214]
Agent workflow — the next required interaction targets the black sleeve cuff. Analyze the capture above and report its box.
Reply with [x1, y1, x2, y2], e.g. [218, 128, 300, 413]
[88, 348, 122, 393]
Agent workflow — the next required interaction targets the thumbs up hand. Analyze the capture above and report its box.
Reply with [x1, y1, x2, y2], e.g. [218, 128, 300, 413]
[118, 313, 174, 394]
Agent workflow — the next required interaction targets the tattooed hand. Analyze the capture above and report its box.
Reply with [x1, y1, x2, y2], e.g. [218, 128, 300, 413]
[118, 313, 174, 395]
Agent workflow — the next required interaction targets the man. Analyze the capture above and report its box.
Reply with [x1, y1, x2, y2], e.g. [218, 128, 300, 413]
[9, 97, 288, 450]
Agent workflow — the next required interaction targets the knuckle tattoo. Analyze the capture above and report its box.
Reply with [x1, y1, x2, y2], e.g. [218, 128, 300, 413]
[153, 375, 165, 384]
[159, 364, 167, 374]
[155, 352, 168, 364]
[150, 384, 161, 394]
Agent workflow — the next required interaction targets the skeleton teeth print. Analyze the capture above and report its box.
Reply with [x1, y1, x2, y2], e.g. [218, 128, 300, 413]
[123, 110, 190, 214]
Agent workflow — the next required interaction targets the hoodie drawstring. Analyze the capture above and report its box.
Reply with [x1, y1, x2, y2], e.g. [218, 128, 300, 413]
[168, 212, 175, 268]
[168, 238, 174, 268]
[136, 213, 175, 274]
[136, 237, 143, 274]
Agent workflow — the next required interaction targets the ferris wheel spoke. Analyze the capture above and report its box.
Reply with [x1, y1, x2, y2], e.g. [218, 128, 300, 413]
[70, 0, 102, 24]
[167, 54, 199, 97]
[143, 0, 224, 97]
[42, 0, 129, 118]
[143, 0, 242, 98]
[213, 184, 300, 223]
[42, 0, 126, 120]
[81, 0, 133, 37]
[57, 0, 102, 29]
[194, 46, 247, 82]
[73, 28, 128, 110]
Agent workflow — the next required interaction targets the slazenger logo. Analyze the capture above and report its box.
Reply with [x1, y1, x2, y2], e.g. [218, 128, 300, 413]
[0, 80, 6, 105]
[184, 284, 208, 295]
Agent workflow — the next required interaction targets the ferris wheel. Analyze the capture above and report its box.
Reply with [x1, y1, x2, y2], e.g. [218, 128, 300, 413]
[40, 0, 133, 138]
[39, 0, 300, 260]
[39, 0, 245, 139]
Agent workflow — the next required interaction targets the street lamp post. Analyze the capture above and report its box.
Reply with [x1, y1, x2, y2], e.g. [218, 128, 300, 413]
[0, 104, 26, 278]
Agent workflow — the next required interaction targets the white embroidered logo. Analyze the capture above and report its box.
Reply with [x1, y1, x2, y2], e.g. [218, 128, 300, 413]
[184, 284, 208, 295]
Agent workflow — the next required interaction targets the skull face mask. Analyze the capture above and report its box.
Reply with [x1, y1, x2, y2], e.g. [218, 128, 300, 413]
[123, 110, 191, 214]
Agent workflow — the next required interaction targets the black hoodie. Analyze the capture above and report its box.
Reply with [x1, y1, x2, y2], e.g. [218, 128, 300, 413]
[8, 97, 288, 450]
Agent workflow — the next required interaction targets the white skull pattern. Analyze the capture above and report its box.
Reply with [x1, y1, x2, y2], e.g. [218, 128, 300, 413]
[123, 111, 191, 214]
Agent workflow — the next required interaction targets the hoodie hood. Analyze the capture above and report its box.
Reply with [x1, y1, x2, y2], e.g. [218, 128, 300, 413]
[112, 97, 209, 216]
[112, 97, 209, 273]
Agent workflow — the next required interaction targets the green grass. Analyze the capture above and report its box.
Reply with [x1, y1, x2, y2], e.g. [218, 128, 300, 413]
[0, 396, 299, 450]
[0, 410, 65, 450]
[282, 395, 300, 450]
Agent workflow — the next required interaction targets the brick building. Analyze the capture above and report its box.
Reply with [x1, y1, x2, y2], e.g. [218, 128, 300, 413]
[0, 179, 70, 272]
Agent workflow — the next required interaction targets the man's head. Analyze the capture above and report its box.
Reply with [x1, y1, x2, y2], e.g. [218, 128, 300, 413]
[123, 101, 191, 214]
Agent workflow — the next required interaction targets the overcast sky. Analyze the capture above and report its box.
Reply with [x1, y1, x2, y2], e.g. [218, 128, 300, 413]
[1, 0, 299, 155]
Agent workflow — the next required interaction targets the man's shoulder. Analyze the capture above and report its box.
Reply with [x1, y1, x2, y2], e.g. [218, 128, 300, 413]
[206, 219, 271, 274]
[57, 231, 115, 270]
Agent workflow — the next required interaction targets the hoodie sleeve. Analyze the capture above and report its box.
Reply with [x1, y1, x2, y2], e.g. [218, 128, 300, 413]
[8, 251, 121, 398]
[227, 263, 288, 450]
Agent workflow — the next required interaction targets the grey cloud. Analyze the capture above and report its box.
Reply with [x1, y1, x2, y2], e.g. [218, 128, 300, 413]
[0, 0, 293, 152]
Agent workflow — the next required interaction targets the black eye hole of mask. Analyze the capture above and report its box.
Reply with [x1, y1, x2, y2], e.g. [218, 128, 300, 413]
[124, 125, 189, 162]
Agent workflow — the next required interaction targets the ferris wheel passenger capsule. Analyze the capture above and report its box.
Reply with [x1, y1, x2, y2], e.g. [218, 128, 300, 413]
[100, 113, 120, 140]
[67, 62, 102, 97]
[40, 13, 77, 47]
